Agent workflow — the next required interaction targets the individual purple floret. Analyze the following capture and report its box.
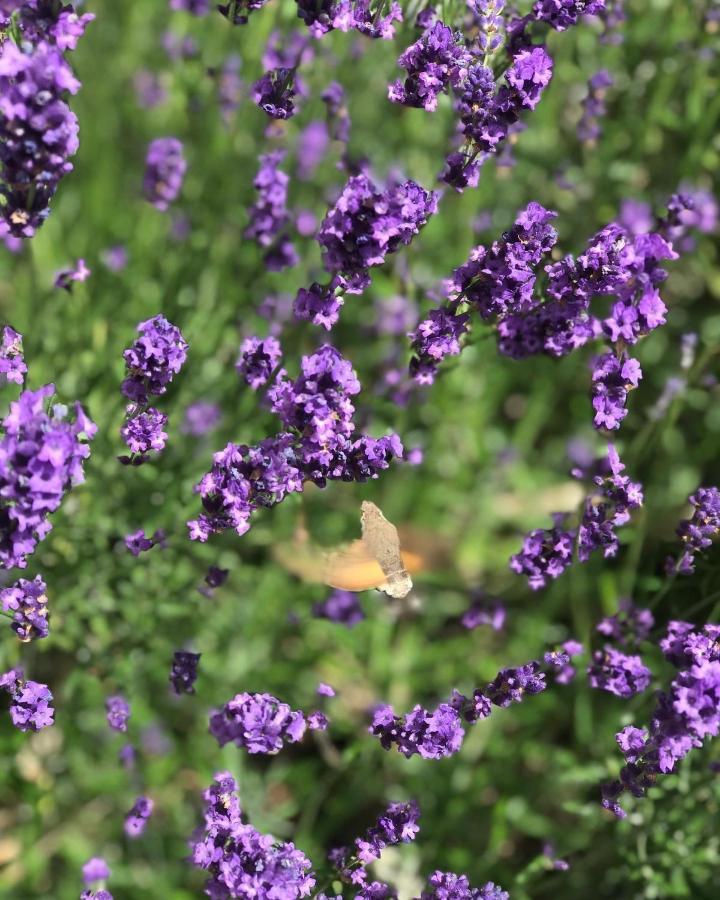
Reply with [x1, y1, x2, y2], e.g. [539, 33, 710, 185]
[590, 351, 642, 431]
[667, 486, 720, 574]
[577, 69, 613, 142]
[389, 21, 471, 111]
[143, 138, 186, 211]
[252, 68, 296, 120]
[236, 336, 282, 389]
[587, 646, 651, 698]
[54, 258, 90, 291]
[121, 315, 188, 404]
[209, 692, 310, 753]
[1, 574, 49, 641]
[218, 0, 270, 24]
[124, 796, 153, 838]
[82, 858, 110, 885]
[0, 384, 96, 569]
[120, 408, 168, 458]
[509, 514, 576, 590]
[1, 668, 54, 732]
[106, 695, 131, 733]
[169, 650, 201, 694]
[0, 40, 81, 238]
[602, 621, 720, 817]
[0, 326, 26, 385]
[318, 174, 437, 294]
[354, 801, 420, 865]
[596, 599, 654, 646]
[421, 871, 509, 900]
[125, 528, 165, 556]
[190, 772, 316, 897]
[313, 589, 365, 627]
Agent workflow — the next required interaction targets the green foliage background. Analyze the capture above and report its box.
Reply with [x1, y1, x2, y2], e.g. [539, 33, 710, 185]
[1, 1, 720, 897]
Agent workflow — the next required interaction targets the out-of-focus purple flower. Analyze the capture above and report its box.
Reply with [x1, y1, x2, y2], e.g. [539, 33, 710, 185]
[0, 669, 54, 732]
[461, 598, 506, 631]
[546, 640, 584, 684]
[190, 772, 316, 897]
[667, 486, 720, 574]
[170, 0, 210, 14]
[82, 858, 110, 885]
[313, 589, 365, 627]
[205, 566, 229, 588]
[0, 326, 26, 385]
[161, 31, 199, 60]
[1, 574, 49, 642]
[252, 68, 296, 119]
[236, 336, 282, 389]
[101, 245, 128, 273]
[133, 70, 167, 109]
[121, 315, 188, 404]
[388, 21, 471, 112]
[577, 69, 613, 143]
[124, 796, 153, 838]
[322, 81, 351, 144]
[297, 120, 330, 180]
[170, 651, 201, 694]
[181, 401, 221, 437]
[118, 743, 136, 769]
[54, 258, 90, 291]
[296, 209, 317, 237]
[125, 528, 166, 556]
[619, 199, 653, 236]
[217, 54, 242, 123]
[106, 695, 131, 733]
[0, 384, 96, 569]
[209, 692, 309, 753]
[143, 138, 186, 211]
[596, 599, 654, 646]
[317, 682, 335, 697]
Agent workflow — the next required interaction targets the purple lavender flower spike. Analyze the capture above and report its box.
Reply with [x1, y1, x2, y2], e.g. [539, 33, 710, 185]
[668, 486, 720, 574]
[124, 796, 153, 838]
[169, 650, 201, 694]
[181, 401, 221, 436]
[1, 670, 54, 732]
[531, 0, 606, 31]
[143, 138, 186, 211]
[577, 69, 613, 142]
[121, 315, 188, 404]
[0, 327, 26, 385]
[252, 68, 296, 120]
[236, 336, 282, 389]
[509, 514, 576, 590]
[190, 772, 315, 897]
[1, 574, 49, 642]
[0, 384, 96, 569]
[82, 858, 110, 885]
[106, 695, 131, 733]
[591, 351, 642, 431]
[587, 646, 651, 698]
[389, 21, 471, 112]
[209, 692, 309, 753]
[120, 408, 168, 458]
[421, 871, 509, 900]
[354, 801, 420, 865]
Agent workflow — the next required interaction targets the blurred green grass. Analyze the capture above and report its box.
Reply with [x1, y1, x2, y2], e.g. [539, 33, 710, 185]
[1, 1, 720, 897]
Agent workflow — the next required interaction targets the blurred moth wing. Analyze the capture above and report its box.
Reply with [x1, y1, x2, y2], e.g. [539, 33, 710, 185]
[359, 501, 413, 599]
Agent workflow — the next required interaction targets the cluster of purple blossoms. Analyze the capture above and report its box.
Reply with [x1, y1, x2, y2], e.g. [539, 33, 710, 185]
[441, 47, 554, 191]
[82, 857, 110, 886]
[313, 589, 365, 627]
[590, 351, 641, 431]
[143, 138, 186, 211]
[1, 574, 49, 641]
[0, 667, 54, 731]
[0, 384, 96, 569]
[0, 3, 92, 238]
[124, 795, 153, 838]
[389, 21, 470, 111]
[577, 444, 643, 560]
[596, 598, 654, 646]
[236, 336, 282, 390]
[252, 67, 296, 120]
[602, 621, 720, 818]
[295, 0, 402, 39]
[660, 189, 718, 251]
[315, 173, 437, 298]
[244, 151, 297, 272]
[667, 486, 720, 574]
[293, 277, 347, 330]
[420, 871, 509, 900]
[217, 0, 270, 24]
[577, 69, 613, 142]
[529, 0, 606, 32]
[545, 640, 584, 684]
[188, 345, 402, 542]
[509, 513, 575, 590]
[190, 772, 316, 898]
[209, 691, 326, 754]
[0, 326, 27, 385]
[124, 527, 166, 556]
[587, 646, 651, 698]
[169, 650, 201, 694]
[106, 695, 131, 733]
[119, 315, 187, 463]
[371, 659, 547, 760]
